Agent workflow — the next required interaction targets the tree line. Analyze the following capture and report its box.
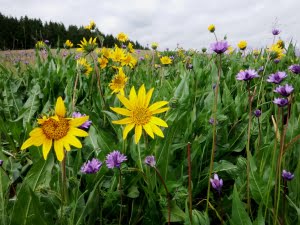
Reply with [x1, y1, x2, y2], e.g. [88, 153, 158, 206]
[0, 12, 147, 50]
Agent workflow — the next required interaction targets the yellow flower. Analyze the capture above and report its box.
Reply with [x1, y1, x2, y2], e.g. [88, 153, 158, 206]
[35, 41, 46, 50]
[21, 97, 89, 161]
[151, 42, 158, 50]
[109, 67, 128, 95]
[77, 37, 98, 54]
[101, 47, 111, 59]
[237, 40, 247, 50]
[268, 44, 285, 60]
[111, 85, 169, 143]
[253, 49, 260, 56]
[77, 58, 93, 76]
[98, 57, 108, 69]
[227, 46, 235, 54]
[64, 40, 73, 49]
[145, 54, 150, 59]
[85, 20, 96, 30]
[160, 56, 172, 65]
[117, 32, 128, 42]
[208, 24, 215, 32]
[128, 42, 135, 53]
[276, 39, 284, 49]
[111, 46, 126, 62]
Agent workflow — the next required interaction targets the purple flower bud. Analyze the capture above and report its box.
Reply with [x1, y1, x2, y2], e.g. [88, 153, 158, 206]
[272, 29, 280, 36]
[274, 84, 294, 97]
[289, 64, 300, 74]
[210, 173, 223, 193]
[144, 156, 156, 167]
[210, 41, 229, 54]
[209, 118, 216, 125]
[254, 109, 262, 117]
[106, 150, 127, 169]
[0, 160, 3, 166]
[274, 59, 280, 64]
[81, 158, 102, 174]
[273, 98, 289, 107]
[72, 112, 92, 129]
[282, 170, 294, 181]
[267, 71, 287, 84]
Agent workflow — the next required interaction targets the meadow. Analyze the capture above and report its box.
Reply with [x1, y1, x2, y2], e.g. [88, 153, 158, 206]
[0, 24, 300, 225]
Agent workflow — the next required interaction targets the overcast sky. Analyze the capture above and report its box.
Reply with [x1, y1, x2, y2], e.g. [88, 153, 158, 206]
[1, 0, 300, 50]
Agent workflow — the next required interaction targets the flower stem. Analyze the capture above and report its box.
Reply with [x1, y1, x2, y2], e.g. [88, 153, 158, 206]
[154, 167, 170, 225]
[187, 142, 193, 224]
[118, 168, 123, 225]
[206, 53, 222, 212]
[72, 72, 80, 110]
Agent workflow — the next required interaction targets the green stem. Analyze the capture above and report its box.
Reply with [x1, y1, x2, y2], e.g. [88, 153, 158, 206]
[187, 142, 193, 224]
[118, 168, 123, 225]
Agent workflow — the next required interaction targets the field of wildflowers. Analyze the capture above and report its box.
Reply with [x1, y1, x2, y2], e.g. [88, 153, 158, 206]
[0, 22, 300, 225]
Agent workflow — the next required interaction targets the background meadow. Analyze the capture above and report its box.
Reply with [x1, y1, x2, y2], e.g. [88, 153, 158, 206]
[0, 22, 300, 225]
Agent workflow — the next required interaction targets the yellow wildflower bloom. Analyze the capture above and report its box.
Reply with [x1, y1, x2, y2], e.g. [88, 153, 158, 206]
[151, 42, 158, 50]
[268, 44, 285, 60]
[253, 49, 260, 56]
[111, 85, 169, 143]
[160, 56, 172, 65]
[276, 39, 284, 49]
[117, 32, 128, 42]
[101, 47, 111, 59]
[128, 42, 135, 53]
[237, 40, 247, 50]
[85, 20, 96, 30]
[64, 40, 73, 49]
[98, 57, 109, 69]
[21, 97, 89, 161]
[77, 58, 93, 76]
[122, 53, 137, 68]
[208, 24, 215, 32]
[35, 41, 46, 50]
[111, 46, 126, 62]
[109, 67, 128, 95]
[77, 37, 98, 54]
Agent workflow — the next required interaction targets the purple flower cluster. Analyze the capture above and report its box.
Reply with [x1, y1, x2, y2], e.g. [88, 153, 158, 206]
[106, 150, 127, 169]
[282, 170, 294, 181]
[236, 69, 259, 81]
[81, 158, 102, 174]
[267, 71, 287, 84]
[210, 173, 223, 193]
[289, 64, 300, 74]
[144, 156, 156, 167]
[210, 41, 229, 54]
[72, 112, 92, 129]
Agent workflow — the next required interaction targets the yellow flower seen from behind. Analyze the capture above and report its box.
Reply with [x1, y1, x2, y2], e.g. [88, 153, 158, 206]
[109, 67, 128, 95]
[237, 40, 247, 50]
[35, 41, 46, 50]
[77, 58, 93, 76]
[268, 44, 285, 60]
[77, 37, 98, 54]
[21, 97, 89, 161]
[151, 42, 158, 50]
[117, 32, 128, 42]
[111, 85, 169, 143]
[128, 42, 135, 53]
[64, 40, 73, 49]
[160, 56, 172, 65]
[85, 20, 96, 30]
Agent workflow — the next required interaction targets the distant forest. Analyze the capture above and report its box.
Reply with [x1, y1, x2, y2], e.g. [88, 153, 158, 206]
[0, 12, 148, 50]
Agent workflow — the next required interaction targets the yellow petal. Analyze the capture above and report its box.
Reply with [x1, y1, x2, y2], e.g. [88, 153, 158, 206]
[143, 123, 154, 139]
[63, 141, 71, 151]
[150, 116, 168, 127]
[123, 123, 135, 139]
[151, 107, 170, 115]
[150, 123, 164, 138]
[118, 94, 134, 110]
[145, 88, 154, 107]
[110, 107, 132, 116]
[21, 137, 35, 150]
[135, 125, 142, 144]
[65, 135, 82, 148]
[69, 116, 89, 127]
[148, 101, 169, 111]
[69, 127, 89, 137]
[112, 117, 133, 125]
[129, 86, 137, 102]
[138, 85, 146, 106]
[29, 128, 44, 137]
[42, 139, 52, 160]
[54, 139, 64, 161]
[55, 97, 66, 117]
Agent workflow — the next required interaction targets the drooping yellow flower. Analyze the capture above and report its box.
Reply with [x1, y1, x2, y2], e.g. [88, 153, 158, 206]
[64, 40, 74, 49]
[109, 67, 128, 95]
[77, 58, 93, 76]
[77, 37, 98, 54]
[151, 42, 158, 50]
[268, 44, 285, 60]
[208, 24, 215, 33]
[21, 97, 89, 161]
[237, 40, 247, 50]
[85, 20, 96, 30]
[111, 46, 126, 62]
[111, 85, 169, 143]
[160, 56, 172, 65]
[35, 41, 46, 50]
[117, 32, 128, 42]
[98, 57, 108, 69]
[128, 42, 135, 53]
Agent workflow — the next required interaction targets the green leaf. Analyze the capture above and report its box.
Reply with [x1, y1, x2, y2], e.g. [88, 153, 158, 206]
[127, 185, 140, 198]
[253, 205, 265, 225]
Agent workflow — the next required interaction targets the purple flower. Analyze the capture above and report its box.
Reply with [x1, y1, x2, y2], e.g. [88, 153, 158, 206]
[272, 29, 280, 36]
[210, 41, 229, 54]
[44, 40, 50, 44]
[187, 64, 193, 70]
[0, 160, 3, 166]
[274, 84, 294, 97]
[106, 150, 127, 169]
[209, 118, 216, 125]
[72, 112, 92, 129]
[254, 109, 262, 117]
[210, 173, 223, 193]
[144, 156, 156, 167]
[282, 170, 294, 181]
[139, 56, 145, 61]
[274, 59, 280, 64]
[273, 98, 289, 107]
[170, 55, 175, 60]
[236, 69, 259, 81]
[267, 72, 287, 84]
[258, 66, 264, 73]
[81, 158, 102, 174]
[289, 64, 300, 74]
